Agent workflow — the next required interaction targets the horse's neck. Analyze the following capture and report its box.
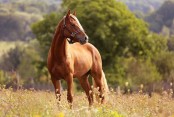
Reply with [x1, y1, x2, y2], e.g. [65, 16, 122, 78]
[51, 24, 68, 62]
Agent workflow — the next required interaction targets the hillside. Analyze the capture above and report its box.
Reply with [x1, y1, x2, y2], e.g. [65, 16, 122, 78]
[0, 0, 61, 4]
[0, 0, 61, 41]
[0, 12, 42, 41]
[120, 0, 166, 16]
[145, 0, 174, 36]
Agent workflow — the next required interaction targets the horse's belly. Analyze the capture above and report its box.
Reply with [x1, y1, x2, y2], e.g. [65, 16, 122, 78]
[73, 58, 92, 78]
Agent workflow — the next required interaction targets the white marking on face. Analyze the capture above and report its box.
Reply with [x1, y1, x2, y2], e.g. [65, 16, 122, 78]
[71, 15, 84, 31]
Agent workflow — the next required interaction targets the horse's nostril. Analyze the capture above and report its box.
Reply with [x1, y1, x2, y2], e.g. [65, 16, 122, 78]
[85, 36, 88, 40]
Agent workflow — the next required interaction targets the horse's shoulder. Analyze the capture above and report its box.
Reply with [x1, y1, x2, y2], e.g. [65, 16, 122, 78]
[85, 43, 100, 53]
[70, 42, 99, 55]
[84, 43, 94, 47]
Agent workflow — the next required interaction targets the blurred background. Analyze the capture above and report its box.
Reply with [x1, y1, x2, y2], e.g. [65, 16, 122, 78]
[0, 0, 173, 95]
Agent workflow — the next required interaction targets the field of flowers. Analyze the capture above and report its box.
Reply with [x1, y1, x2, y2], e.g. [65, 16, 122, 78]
[0, 87, 174, 117]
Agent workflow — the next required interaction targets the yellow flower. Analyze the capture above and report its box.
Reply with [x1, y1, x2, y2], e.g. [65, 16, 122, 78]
[33, 115, 41, 117]
[110, 111, 123, 117]
[56, 112, 64, 117]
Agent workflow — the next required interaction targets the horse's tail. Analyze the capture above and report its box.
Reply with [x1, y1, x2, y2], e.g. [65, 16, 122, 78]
[92, 70, 109, 102]
[102, 71, 109, 94]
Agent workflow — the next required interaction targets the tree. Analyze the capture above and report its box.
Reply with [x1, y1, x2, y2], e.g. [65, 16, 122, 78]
[0, 46, 22, 71]
[0, 40, 43, 86]
[17, 40, 41, 84]
[154, 51, 174, 82]
[62, 0, 166, 67]
[168, 35, 174, 51]
[32, 0, 167, 88]
[32, 13, 63, 73]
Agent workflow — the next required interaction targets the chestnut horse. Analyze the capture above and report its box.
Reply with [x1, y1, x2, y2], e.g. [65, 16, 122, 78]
[47, 10, 108, 107]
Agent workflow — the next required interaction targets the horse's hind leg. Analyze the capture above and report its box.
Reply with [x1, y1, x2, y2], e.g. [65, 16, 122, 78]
[51, 77, 61, 101]
[78, 74, 93, 106]
[91, 71, 105, 104]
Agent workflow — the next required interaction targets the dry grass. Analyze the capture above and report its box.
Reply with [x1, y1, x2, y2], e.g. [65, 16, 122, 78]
[0, 87, 174, 117]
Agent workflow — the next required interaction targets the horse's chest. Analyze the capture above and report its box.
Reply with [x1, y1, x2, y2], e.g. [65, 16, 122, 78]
[51, 62, 73, 79]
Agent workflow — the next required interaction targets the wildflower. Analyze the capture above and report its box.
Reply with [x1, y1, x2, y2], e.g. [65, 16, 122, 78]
[125, 82, 129, 87]
[140, 84, 144, 89]
[56, 89, 59, 92]
[89, 90, 92, 94]
[91, 85, 93, 89]
[170, 82, 173, 86]
[110, 110, 123, 117]
[33, 115, 41, 117]
[110, 88, 114, 92]
[92, 108, 98, 114]
[57, 112, 64, 117]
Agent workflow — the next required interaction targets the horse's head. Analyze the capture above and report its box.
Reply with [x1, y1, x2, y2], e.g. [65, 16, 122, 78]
[62, 10, 88, 44]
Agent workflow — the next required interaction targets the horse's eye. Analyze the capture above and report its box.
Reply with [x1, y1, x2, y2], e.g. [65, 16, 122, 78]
[72, 24, 75, 27]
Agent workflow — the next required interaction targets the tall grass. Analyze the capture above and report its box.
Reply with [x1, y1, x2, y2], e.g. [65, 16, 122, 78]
[0, 87, 174, 117]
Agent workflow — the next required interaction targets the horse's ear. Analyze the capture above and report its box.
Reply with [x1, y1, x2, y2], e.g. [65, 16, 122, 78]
[73, 11, 76, 16]
[66, 10, 71, 18]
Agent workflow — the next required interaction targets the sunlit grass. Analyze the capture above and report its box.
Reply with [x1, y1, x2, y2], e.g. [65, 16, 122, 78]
[0, 87, 174, 117]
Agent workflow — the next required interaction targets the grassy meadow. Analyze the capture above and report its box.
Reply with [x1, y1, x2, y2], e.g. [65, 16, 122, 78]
[0, 87, 174, 117]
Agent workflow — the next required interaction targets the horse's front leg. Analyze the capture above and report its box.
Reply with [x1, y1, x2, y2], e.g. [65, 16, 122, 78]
[65, 74, 73, 109]
[51, 77, 61, 101]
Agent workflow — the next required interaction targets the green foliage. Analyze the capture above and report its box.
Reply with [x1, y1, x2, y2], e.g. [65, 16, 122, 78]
[0, 70, 7, 84]
[168, 35, 174, 51]
[17, 40, 41, 83]
[0, 46, 22, 71]
[0, 40, 43, 84]
[62, 0, 166, 67]
[107, 57, 162, 88]
[30, 0, 168, 88]
[0, 41, 17, 57]
[32, 13, 63, 71]
[154, 51, 174, 82]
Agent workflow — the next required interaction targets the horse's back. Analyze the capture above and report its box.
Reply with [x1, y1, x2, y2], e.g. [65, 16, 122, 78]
[70, 43, 102, 62]
[71, 42, 99, 53]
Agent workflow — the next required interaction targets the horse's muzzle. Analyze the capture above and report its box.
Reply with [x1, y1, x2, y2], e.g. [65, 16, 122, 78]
[79, 36, 88, 44]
